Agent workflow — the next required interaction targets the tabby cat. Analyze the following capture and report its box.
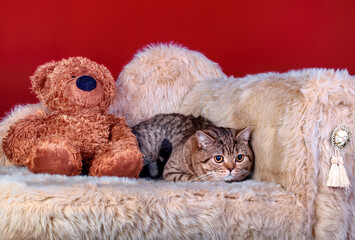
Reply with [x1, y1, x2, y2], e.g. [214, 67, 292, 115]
[132, 113, 215, 178]
[132, 113, 254, 182]
[163, 126, 253, 182]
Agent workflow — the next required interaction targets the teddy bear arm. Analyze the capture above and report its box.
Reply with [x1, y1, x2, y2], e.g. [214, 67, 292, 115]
[89, 142, 143, 178]
[3, 113, 49, 165]
[89, 117, 144, 177]
[110, 124, 143, 162]
[110, 117, 138, 145]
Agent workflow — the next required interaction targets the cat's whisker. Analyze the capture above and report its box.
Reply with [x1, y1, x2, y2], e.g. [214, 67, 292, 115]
[196, 172, 215, 181]
[192, 172, 215, 182]
[241, 169, 252, 173]
[240, 169, 253, 177]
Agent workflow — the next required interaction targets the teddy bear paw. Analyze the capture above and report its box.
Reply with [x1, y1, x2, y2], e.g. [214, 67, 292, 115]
[27, 140, 82, 176]
[89, 147, 143, 178]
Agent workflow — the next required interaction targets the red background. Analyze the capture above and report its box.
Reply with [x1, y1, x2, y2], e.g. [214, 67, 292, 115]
[1, 0, 355, 118]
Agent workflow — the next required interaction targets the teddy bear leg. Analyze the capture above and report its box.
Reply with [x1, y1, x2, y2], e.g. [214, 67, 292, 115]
[27, 137, 82, 176]
[89, 143, 143, 178]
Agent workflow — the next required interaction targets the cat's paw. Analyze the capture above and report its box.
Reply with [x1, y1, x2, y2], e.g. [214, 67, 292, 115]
[191, 172, 216, 182]
[164, 172, 197, 182]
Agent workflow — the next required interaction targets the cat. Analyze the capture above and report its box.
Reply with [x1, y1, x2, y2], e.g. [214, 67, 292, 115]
[163, 126, 253, 182]
[132, 113, 253, 182]
[132, 113, 215, 179]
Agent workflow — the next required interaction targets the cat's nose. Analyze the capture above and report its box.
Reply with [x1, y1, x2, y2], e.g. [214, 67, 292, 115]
[225, 162, 234, 172]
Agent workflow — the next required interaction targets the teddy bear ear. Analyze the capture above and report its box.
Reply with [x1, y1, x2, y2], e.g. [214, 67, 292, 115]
[30, 61, 57, 96]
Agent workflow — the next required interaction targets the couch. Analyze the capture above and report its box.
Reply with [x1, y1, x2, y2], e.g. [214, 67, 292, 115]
[0, 45, 353, 239]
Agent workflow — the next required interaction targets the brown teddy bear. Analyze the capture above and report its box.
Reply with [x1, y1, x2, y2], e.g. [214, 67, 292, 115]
[2, 57, 143, 177]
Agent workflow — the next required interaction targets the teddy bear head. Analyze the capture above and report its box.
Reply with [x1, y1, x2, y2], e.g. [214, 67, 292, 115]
[30, 57, 117, 113]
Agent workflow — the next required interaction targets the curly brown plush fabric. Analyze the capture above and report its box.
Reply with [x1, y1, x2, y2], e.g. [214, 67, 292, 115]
[2, 57, 143, 177]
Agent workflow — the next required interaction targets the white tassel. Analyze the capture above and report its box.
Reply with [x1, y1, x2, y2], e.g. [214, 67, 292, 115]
[326, 152, 350, 189]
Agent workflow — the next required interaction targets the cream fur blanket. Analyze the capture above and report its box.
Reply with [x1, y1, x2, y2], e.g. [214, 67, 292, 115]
[0, 166, 306, 239]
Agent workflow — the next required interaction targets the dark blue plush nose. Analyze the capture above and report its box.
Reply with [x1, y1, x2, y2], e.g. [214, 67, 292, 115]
[76, 76, 97, 92]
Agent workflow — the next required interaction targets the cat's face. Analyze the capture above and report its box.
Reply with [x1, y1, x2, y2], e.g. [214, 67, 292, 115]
[194, 127, 253, 182]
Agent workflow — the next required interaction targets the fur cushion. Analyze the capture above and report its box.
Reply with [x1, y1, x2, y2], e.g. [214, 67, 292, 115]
[108, 43, 226, 126]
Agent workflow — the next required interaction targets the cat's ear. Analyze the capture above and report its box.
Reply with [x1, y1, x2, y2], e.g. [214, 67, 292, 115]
[196, 131, 215, 149]
[235, 126, 253, 143]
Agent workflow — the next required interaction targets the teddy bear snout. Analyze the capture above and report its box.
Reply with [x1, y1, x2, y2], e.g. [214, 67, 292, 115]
[76, 75, 97, 92]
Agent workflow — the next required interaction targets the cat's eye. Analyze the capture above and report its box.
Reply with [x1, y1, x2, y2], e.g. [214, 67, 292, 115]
[236, 154, 244, 162]
[214, 155, 224, 163]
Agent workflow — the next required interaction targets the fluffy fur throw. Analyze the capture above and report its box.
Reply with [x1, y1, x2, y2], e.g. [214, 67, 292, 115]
[180, 69, 355, 239]
[0, 44, 354, 239]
